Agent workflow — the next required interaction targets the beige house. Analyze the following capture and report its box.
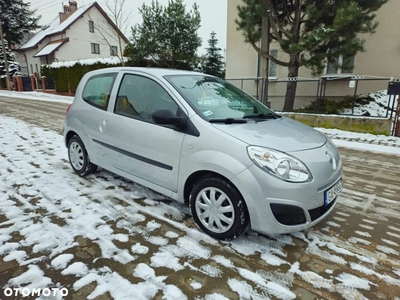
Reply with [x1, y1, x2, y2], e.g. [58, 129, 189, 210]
[15, 1, 128, 76]
[226, 0, 400, 110]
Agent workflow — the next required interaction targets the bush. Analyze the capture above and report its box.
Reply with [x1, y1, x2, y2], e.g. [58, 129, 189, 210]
[294, 94, 376, 115]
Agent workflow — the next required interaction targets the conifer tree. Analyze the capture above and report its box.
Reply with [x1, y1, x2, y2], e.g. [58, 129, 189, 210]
[125, 0, 201, 69]
[0, 39, 20, 78]
[0, 0, 41, 46]
[236, 0, 388, 111]
[203, 32, 225, 78]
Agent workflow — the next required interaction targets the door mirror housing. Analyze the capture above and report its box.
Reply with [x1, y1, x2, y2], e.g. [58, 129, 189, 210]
[152, 109, 184, 127]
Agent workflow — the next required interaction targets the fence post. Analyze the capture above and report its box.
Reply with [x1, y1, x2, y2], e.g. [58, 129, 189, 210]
[30, 75, 36, 91]
[316, 79, 325, 113]
[256, 78, 259, 101]
[263, 78, 269, 106]
[351, 79, 359, 115]
[12, 77, 17, 91]
[67, 81, 72, 96]
[315, 80, 321, 113]
[17, 76, 23, 91]
[41, 76, 47, 92]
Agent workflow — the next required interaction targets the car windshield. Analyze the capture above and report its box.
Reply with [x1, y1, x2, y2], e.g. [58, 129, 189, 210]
[165, 75, 277, 121]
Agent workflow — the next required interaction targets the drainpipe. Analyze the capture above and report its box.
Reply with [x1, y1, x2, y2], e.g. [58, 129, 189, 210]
[23, 53, 29, 76]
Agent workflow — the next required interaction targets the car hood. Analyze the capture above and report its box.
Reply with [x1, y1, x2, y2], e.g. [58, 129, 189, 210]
[211, 116, 327, 152]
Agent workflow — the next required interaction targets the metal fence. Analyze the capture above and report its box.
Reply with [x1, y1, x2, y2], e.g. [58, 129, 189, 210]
[226, 76, 396, 117]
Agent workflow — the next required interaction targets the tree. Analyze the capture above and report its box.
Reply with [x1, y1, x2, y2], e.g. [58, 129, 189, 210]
[86, 0, 131, 66]
[125, 0, 202, 69]
[0, 0, 41, 46]
[235, 0, 388, 111]
[0, 39, 20, 78]
[203, 32, 225, 78]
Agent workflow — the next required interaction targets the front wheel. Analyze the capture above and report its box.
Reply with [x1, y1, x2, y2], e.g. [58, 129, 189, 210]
[68, 135, 97, 176]
[190, 177, 250, 240]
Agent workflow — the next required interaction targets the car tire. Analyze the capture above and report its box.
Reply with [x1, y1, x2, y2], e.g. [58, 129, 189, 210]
[68, 135, 97, 176]
[190, 177, 250, 240]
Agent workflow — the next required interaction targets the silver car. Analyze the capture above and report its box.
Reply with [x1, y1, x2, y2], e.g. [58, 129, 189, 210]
[64, 67, 342, 240]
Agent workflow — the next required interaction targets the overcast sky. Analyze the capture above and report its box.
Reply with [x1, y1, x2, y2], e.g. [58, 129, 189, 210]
[23, 0, 227, 55]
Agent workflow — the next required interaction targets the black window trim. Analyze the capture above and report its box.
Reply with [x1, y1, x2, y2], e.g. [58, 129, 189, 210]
[91, 42, 100, 54]
[82, 72, 117, 111]
[89, 20, 94, 33]
[113, 73, 177, 123]
[113, 73, 199, 136]
[110, 45, 118, 56]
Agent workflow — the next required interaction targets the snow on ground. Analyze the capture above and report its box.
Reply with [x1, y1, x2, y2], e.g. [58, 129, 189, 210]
[0, 90, 73, 104]
[0, 117, 400, 299]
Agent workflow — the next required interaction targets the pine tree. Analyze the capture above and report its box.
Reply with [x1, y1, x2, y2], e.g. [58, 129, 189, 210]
[125, 0, 202, 69]
[0, 39, 20, 78]
[203, 32, 225, 78]
[0, 0, 41, 46]
[235, 0, 388, 111]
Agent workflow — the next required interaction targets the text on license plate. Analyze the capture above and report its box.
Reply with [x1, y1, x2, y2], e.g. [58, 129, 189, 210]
[324, 180, 342, 206]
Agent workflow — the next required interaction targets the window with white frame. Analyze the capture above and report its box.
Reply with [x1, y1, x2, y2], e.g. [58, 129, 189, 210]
[89, 20, 94, 33]
[269, 49, 278, 77]
[91, 43, 100, 54]
[110, 46, 118, 56]
[326, 55, 355, 75]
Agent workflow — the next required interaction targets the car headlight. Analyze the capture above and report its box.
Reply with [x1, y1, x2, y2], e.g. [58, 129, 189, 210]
[247, 146, 312, 183]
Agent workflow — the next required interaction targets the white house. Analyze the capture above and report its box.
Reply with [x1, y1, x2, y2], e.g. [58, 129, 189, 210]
[15, 1, 129, 76]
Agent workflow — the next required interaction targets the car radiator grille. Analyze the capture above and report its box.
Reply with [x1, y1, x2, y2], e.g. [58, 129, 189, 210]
[308, 198, 337, 222]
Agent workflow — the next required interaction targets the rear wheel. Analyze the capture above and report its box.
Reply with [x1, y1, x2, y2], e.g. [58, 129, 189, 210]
[190, 177, 250, 240]
[68, 135, 97, 176]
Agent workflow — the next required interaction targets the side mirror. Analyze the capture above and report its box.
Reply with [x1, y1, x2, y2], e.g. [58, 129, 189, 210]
[152, 109, 184, 127]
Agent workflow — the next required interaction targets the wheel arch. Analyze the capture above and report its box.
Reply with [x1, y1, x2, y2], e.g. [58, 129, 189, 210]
[65, 130, 79, 148]
[183, 170, 246, 208]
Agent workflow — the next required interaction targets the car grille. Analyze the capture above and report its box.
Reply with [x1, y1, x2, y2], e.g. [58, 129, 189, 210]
[308, 198, 337, 222]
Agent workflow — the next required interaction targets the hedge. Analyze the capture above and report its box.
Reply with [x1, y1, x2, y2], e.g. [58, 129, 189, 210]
[41, 61, 124, 94]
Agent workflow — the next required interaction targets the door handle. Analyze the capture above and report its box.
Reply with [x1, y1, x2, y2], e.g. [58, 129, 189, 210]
[99, 120, 108, 133]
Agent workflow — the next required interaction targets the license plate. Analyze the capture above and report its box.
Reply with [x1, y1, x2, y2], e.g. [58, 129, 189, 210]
[324, 180, 342, 206]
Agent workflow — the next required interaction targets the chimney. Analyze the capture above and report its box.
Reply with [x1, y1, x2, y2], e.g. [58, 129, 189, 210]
[59, 1, 78, 23]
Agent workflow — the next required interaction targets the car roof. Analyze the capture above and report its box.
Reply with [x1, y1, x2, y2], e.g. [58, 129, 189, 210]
[87, 67, 209, 78]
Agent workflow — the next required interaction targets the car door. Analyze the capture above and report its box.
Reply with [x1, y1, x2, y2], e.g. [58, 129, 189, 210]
[99, 73, 186, 192]
[78, 72, 117, 167]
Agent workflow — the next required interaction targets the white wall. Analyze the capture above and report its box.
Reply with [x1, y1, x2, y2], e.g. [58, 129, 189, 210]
[23, 5, 127, 72]
[56, 6, 127, 62]
[226, 0, 400, 80]
[225, 0, 258, 80]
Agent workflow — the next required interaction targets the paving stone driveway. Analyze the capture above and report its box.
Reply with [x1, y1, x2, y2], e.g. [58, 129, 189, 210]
[1, 96, 399, 300]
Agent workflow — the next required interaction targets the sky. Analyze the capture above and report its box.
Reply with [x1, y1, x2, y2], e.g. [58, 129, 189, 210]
[23, 0, 228, 55]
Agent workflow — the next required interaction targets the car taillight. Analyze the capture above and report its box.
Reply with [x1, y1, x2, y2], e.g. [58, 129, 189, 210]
[66, 104, 72, 114]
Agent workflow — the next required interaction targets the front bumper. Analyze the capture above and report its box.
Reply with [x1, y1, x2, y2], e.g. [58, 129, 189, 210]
[230, 144, 343, 235]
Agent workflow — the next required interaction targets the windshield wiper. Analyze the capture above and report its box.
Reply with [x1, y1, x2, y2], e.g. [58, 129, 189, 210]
[209, 118, 247, 124]
[243, 113, 281, 120]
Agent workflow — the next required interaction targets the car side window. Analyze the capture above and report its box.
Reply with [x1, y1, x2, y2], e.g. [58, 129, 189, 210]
[82, 73, 116, 110]
[114, 74, 179, 123]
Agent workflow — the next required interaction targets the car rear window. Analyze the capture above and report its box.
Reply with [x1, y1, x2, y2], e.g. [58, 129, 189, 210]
[82, 73, 117, 109]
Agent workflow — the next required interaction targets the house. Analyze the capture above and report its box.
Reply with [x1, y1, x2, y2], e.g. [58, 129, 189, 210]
[226, 0, 400, 110]
[15, 1, 128, 76]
